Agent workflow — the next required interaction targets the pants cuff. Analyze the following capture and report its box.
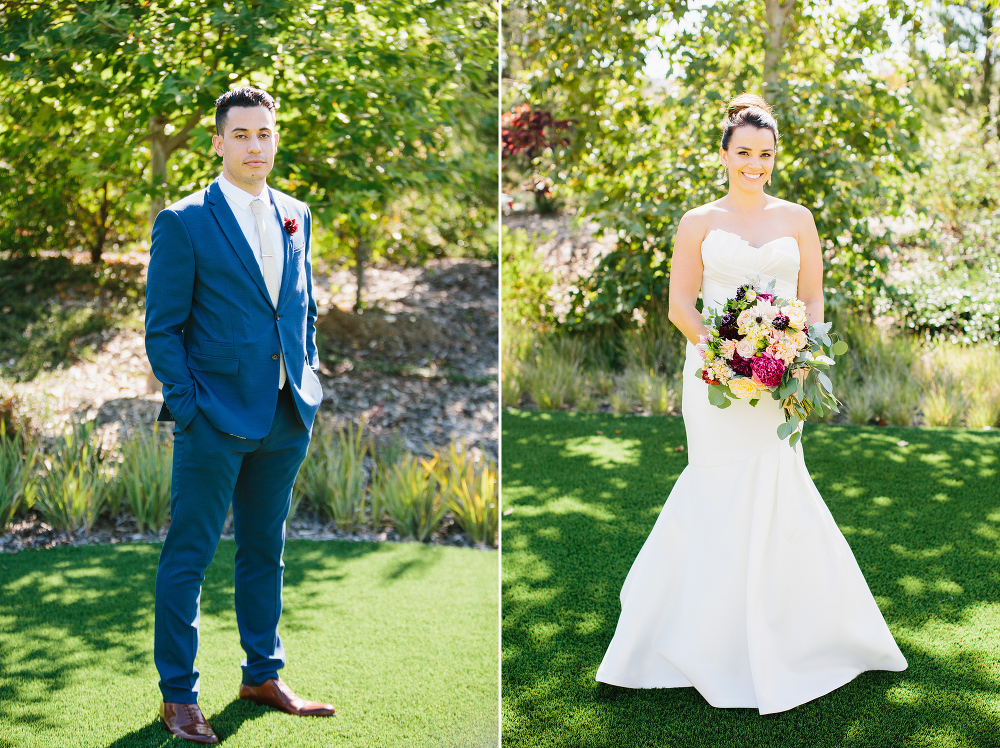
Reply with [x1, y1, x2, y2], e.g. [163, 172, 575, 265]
[159, 686, 200, 704]
[242, 670, 280, 687]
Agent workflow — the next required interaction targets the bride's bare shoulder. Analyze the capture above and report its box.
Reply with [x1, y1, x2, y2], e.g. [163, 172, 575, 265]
[678, 200, 726, 236]
[766, 196, 815, 225]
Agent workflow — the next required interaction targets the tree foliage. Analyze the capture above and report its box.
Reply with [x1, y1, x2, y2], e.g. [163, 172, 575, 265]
[0, 0, 496, 290]
[505, 0, 925, 330]
[912, 0, 999, 122]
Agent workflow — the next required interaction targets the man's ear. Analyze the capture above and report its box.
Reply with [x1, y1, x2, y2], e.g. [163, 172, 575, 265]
[212, 133, 224, 157]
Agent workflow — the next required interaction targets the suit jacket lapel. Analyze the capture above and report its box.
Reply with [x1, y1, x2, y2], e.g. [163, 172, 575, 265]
[207, 179, 272, 306]
[269, 188, 295, 310]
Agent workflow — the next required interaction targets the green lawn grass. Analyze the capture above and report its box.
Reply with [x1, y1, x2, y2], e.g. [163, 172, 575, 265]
[0, 540, 498, 748]
[501, 409, 1000, 748]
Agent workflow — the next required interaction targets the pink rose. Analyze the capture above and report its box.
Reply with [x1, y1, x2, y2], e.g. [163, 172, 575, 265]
[736, 338, 756, 358]
[737, 308, 756, 332]
[750, 353, 786, 388]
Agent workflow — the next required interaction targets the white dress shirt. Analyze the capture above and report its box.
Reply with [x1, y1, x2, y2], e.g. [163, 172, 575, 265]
[218, 172, 285, 287]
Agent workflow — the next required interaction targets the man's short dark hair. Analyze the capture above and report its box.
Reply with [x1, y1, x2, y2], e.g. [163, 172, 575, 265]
[215, 87, 276, 136]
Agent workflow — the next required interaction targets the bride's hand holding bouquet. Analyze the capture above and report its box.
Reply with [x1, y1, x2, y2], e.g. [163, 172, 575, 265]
[694, 277, 849, 446]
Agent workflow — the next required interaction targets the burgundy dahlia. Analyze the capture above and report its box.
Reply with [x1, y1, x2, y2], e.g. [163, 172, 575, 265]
[773, 315, 789, 331]
[751, 354, 786, 387]
[730, 353, 753, 377]
[719, 326, 741, 340]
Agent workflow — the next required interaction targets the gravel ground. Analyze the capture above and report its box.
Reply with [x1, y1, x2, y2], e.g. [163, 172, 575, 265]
[503, 211, 617, 320]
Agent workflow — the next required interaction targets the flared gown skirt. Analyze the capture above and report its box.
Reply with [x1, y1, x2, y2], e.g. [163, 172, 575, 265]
[595, 343, 907, 715]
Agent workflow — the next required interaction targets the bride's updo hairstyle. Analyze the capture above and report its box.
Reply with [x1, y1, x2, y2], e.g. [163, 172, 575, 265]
[720, 93, 779, 150]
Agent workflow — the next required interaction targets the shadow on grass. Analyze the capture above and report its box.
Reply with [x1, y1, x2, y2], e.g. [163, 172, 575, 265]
[102, 699, 275, 747]
[501, 410, 1000, 748]
[0, 539, 380, 743]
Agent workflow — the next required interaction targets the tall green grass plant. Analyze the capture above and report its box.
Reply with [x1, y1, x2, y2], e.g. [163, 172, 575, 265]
[114, 424, 172, 532]
[294, 418, 369, 531]
[372, 455, 447, 542]
[0, 425, 37, 531]
[437, 443, 498, 547]
[35, 420, 110, 533]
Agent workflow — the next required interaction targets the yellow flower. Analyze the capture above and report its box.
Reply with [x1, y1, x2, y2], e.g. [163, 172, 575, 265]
[728, 377, 758, 400]
[783, 304, 808, 329]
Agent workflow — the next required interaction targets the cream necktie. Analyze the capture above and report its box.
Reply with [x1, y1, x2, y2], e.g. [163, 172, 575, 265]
[249, 198, 286, 390]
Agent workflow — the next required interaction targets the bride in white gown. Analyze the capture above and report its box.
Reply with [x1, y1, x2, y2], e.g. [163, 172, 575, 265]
[595, 94, 907, 715]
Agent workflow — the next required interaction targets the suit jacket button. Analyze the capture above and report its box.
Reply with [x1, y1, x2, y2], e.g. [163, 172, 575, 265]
[272, 353, 279, 360]
[275, 314, 281, 320]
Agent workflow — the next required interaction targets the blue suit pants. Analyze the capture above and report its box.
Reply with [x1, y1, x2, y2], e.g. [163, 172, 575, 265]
[154, 384, 310, 704]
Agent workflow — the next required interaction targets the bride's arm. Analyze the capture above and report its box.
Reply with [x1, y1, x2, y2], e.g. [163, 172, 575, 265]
[796, 209, 824, 325]
[667, 213, 709, 345]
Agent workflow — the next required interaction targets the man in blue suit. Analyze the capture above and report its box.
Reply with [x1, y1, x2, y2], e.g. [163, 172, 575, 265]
[145, 87, 334, 744]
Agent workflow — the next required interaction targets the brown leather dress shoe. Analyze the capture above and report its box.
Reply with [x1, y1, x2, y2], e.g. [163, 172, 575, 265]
[159, 702, 219, 744]
[238, 677, 336, 716]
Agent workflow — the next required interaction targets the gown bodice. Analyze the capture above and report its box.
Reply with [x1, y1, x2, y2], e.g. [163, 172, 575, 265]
[682, 228, 802, 468]
[699, 228, 800, 312]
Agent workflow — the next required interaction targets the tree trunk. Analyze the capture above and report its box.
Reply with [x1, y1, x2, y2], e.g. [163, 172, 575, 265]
[353, 237, 369, 312]
[149, 115, 168, 226]
[762, 0, 796, 93]
[90, 181, 111, 264]
[149, 108, 205, 226]
[983, 3, 994, 128]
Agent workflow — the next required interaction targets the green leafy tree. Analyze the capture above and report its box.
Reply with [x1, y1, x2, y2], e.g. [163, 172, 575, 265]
[0, 0, 291, 260]
[505, 0, 924, 330]
[273, 0, 497, 308]
[912, 0, 999, 124]
[1, 0, 496, 286]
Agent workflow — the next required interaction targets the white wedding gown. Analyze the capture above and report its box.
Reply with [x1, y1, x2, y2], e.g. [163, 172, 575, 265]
[595, 228, 907, 715]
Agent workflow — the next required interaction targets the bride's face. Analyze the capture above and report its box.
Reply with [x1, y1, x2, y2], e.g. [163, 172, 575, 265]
[720, 125, 776, 191]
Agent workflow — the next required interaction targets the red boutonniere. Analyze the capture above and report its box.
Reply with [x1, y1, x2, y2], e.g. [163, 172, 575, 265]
[283, 217, 299, 235]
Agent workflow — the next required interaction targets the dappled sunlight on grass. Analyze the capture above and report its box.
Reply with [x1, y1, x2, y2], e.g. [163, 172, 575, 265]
[502, 410, 1000, 747]
[562, 435, 642, 468]
[0, 540, 498, 747]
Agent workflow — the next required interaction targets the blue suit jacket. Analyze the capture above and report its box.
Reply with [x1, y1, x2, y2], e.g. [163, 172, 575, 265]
[145, 177, 323, 439]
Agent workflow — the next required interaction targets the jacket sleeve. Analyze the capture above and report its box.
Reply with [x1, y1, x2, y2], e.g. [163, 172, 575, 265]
[303, 206, 319, 372]
[145, 208, 198, 430]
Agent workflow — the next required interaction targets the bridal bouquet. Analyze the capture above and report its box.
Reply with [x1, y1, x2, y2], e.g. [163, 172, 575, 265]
[695, 277, 849, 446]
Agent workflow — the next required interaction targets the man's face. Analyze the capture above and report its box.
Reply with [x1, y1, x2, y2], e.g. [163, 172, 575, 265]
[212, 105, 278, 194]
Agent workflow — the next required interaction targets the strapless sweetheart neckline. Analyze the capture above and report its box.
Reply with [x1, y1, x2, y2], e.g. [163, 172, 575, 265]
[705, 227, 798, 251]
